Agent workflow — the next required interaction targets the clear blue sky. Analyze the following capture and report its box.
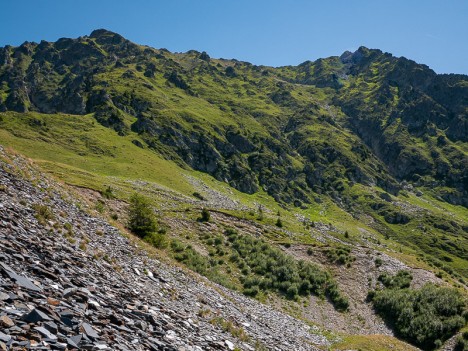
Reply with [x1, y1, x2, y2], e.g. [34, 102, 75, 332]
[1, 0, 467, 74]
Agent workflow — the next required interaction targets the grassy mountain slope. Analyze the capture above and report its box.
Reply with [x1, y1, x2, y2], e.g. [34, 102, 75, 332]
[0, 30, 467, 350]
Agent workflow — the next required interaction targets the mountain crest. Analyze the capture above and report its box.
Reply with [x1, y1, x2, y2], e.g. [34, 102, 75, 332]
[89, 28, 127, 45]
[0, 30, 466, 207]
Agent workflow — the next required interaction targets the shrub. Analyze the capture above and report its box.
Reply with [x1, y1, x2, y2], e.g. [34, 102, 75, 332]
[199, 208, 211, 222]
[371, 283, 467, 349]
[244, 286, 259, 297]
[455, 335, 468, 351]
[275, 218, 283, 228]
[127, 193, 157, 237]
[229, 232, 348, 309]
[143, 232, 167, 249]
[257, 206, 264, 221]
[192, 192, 205, 200]
[172, 242, 209, 275]
[326, 246, 355, 266]
[95, 201, 105, 213]
[101, 185, 115, 199]
[287, 284, 299, 300]
[170, 239, 185, 252]
[32, 204, 55, 225]
[378, 270, 412, 289]
[199, 51, 210, 61]
[225, 66, 237, 77]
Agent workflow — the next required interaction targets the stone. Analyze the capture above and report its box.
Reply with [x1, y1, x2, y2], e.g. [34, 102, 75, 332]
[0, 332, 11, 343]
[63, 287, 78, 298]
[225, 340, 235, 350]
[43, 321, 58, 333]
[66, 334, 82, 348]
[23, 308, 52, 323]
[60, 316, 75, 327]
[34, 326, 57, 340]
[0, 263, 42, 292]
[0, 315, 14, 327]
[47, 297, 61, 306]
[81, 322, 99, 339]
[165, 330, 176, 340]
[88, 299, 100, 308]
[0, 292, 9, 301]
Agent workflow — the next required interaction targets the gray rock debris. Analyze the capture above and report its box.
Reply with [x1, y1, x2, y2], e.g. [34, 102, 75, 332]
[0, 148, 326, 350]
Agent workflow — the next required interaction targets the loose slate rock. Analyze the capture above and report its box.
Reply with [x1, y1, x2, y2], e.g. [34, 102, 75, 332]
[66, 334, 82, 348]
[0, 292, 9, 301]
[63, 287, 78, 298]
[81, 322, 99, 339]
[23, 308, 52, 323]
[0, 315, 14, 327]
[34, 326, 57, 340]
[0, 149, 327, 351]
[0, 263, 42, 292]
[0, 332, 11, 343]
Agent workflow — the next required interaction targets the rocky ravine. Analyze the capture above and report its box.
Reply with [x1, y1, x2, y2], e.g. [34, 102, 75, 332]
[0, 147, 327, 350]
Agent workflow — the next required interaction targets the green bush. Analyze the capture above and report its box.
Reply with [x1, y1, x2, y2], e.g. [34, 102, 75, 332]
[144, 232, 168, 249]
[378, 270, 412, 289]
[227, 229, 348, 310]
[370, 283, 467, 350]
[455, 335, 468, 351]
[127, 193, 157, 237]
[172, 241, 209, 275]
[95, 200, 105, 213]
[199, 208, 211, 222]
[275, 218, 283, 228]
[101, 185, 115, 199]
[287, 284, 299, 300]
[192, 192, 205, 200]
[326, 246, 355, 266]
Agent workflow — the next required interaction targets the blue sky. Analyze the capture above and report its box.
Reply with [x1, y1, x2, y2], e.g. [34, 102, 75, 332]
[1, 0, 467, 74]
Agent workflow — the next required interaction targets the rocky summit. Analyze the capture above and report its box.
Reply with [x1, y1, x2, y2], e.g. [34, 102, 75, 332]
[0, 30, 467, 351]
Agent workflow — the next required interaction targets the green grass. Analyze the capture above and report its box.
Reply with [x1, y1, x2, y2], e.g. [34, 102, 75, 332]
[0, 112, 194, 195]
[2, 110, 466, 281]
[332, 335, 419, 351]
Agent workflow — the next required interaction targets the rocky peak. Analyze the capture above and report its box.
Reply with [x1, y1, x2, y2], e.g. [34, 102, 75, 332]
[338, 50, 354, 63]
[89, 28, 127, 45]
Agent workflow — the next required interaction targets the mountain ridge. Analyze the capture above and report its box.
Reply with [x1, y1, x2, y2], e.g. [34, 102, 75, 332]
[0, 30, 468, 351]
[1, 29, 466, 208]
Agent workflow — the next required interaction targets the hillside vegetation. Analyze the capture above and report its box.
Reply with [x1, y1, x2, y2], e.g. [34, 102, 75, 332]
[0, 29, 467, 350]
